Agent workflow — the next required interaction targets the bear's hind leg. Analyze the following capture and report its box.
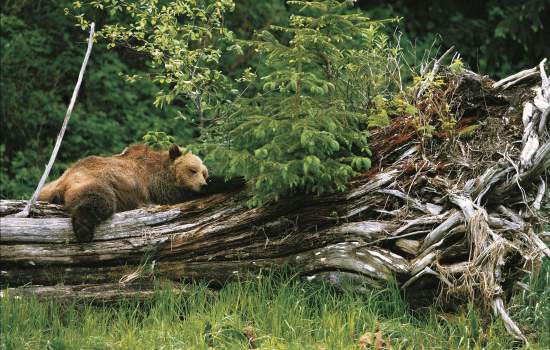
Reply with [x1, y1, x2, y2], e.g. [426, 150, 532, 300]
[66, 186, 116, 242]
[39, 179, 64, 204]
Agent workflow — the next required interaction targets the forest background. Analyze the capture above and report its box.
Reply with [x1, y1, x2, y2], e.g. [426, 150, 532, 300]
[1, 0, 548, 199]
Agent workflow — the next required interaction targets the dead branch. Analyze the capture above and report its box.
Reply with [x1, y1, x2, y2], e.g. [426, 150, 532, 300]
[14, 23, 95, 218]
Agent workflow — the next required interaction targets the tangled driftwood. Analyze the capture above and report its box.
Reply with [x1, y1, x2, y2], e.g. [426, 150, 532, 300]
[1, 61, 548, 342]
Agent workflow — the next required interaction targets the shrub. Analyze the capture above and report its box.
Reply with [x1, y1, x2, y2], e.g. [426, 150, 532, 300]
[202, 1, 400, 205]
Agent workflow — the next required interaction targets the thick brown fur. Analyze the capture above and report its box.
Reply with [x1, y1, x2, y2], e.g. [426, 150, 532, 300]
[38, 144, 208, 242]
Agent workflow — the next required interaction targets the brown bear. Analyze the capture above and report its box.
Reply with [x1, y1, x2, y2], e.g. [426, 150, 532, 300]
[38, 143, 208, 242]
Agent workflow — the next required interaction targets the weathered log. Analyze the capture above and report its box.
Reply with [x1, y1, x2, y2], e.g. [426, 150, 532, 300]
[0, 281, 195, 304]
[1, 64, 548, 342]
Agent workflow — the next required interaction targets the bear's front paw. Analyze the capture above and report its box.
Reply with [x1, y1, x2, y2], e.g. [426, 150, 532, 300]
[71, 214, 96, 242]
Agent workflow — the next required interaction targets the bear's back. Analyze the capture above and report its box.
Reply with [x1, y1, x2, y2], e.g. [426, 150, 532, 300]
[58, 152, 154, 209]
[118, 144, 168, 168]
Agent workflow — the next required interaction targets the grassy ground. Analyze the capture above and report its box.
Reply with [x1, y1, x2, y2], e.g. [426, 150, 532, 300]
[1, 260, 548, 350]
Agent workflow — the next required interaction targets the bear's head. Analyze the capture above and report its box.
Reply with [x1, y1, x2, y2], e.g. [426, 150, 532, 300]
[169, 144, 209, 192]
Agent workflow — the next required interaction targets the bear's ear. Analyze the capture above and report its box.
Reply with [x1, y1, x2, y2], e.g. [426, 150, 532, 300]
[169, 143, 182, 160]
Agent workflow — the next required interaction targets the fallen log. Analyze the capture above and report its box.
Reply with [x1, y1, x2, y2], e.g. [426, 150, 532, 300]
[0, 282, 193, 304]
[1, 63, 548, 342]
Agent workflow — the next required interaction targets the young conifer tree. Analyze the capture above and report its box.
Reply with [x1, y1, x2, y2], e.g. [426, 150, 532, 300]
[204, 0, 396, 206]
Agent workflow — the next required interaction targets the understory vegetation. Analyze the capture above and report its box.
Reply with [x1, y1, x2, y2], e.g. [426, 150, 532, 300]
[1, 0, 548, 202]
[2, 261, 549, 349]
[68, 0, 407, 205]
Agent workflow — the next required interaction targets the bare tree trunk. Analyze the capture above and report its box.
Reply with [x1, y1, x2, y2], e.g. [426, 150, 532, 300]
[1, 65, 548, 342]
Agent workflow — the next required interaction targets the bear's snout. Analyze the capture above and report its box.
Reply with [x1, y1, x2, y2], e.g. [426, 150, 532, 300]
[196, 180, 208, 192]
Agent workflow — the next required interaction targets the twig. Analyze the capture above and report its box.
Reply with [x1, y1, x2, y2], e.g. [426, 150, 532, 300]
[416, 46, 454, 100]
[539, 58, 549, 95]
[492, 66, 538, 89]
[492, 298, 528, 343]
[401, 266, 447, 290]
[493, 58, 549, 90]
[503, 72, 539, 89]
[532, 178, 546, 210]
[14, 23, 95, 218]
[539, 107, 549, 136]
[538, 58, 550, 136]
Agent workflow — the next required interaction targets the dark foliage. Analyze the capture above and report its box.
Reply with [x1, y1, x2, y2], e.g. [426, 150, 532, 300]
[1, 0, 547, 198]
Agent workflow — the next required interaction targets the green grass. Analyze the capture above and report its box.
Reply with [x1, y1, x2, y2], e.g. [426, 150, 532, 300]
[2, 261, 549, 350]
